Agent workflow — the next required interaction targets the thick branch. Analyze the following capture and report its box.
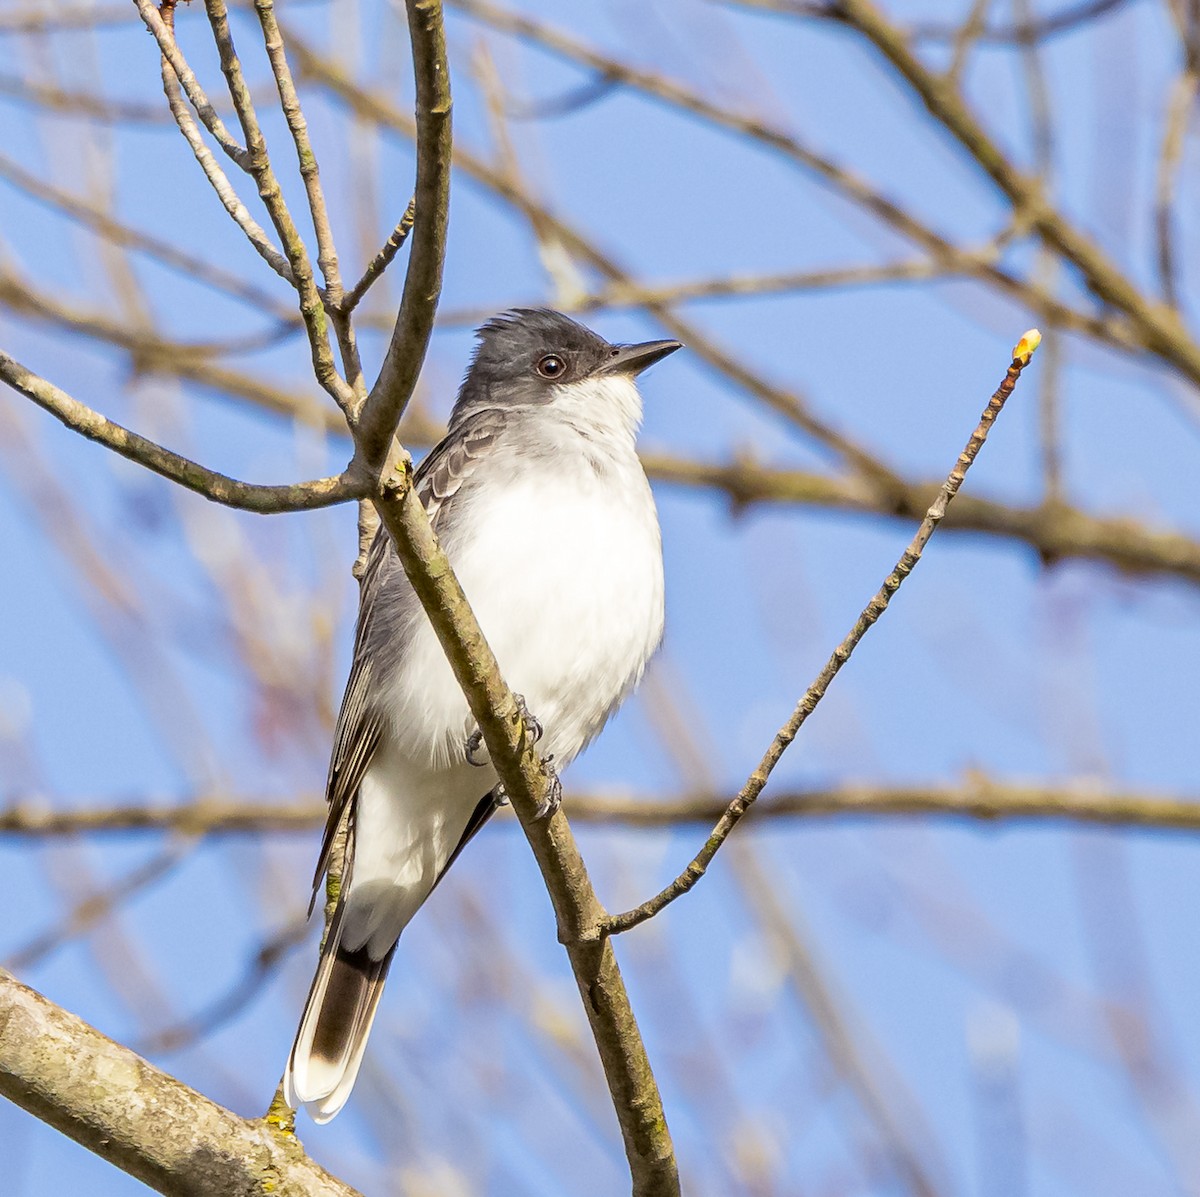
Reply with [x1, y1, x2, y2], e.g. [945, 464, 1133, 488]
[0, 970, 360, 1196]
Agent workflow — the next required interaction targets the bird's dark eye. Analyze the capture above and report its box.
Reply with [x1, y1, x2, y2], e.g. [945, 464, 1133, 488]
[536, 354, 566, 379]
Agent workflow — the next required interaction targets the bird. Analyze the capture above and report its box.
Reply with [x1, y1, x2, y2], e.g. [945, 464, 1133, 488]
[284, 308, 681, 1122]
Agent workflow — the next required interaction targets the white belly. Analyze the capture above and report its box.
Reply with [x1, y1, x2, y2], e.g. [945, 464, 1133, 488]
[381, 467, 665, 769]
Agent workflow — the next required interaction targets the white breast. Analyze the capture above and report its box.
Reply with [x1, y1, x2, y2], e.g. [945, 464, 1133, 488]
[382, 452, 665, 771]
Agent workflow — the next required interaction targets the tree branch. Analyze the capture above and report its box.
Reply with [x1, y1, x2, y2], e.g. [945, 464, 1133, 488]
[607, 331, 1040, 935]
[200, 0, 356, 414]
[0, 970, 361, 1196]
[640, 450, 1200, 588]
[9, 780, 1200, 835]
[133, 0, 251, 167]
[829, 0, 1200, 389]
[354, 0, 453, 469]
[343, 197, 416, 312]
[0, 349, 363, 513]
[444, 0, 1136, 359]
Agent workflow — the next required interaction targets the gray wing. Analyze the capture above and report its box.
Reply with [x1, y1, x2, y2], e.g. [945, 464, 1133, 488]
[309, 410, 504, 906]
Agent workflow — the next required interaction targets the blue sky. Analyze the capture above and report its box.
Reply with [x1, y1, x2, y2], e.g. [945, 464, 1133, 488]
[3, 0, 1200, 1193]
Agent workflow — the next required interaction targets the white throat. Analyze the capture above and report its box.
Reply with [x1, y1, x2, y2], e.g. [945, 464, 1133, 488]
[551, 374, 645, 445]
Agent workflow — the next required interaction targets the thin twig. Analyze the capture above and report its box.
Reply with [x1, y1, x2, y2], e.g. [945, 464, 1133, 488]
[201, 0, 356, 414]
[0, 4, 132, 33]
[1154, 69, 1197, 309]
[431, 252, 1004, 322]
[909, 0, 1132, 45]
[251, 0, 345, 299]
[342, 197, 416, 312]
[945, 0, 994, 84]
[134, 918, 311, 1055]
[606, 330, 1042, 935]
[154, 11, 295, 283]
[0, 73, 172, 123]
[4, 847, 185, 973]
[248, 0, 368, 399]
[132, 0, 250, 166]
[730, 843, 950, 1197]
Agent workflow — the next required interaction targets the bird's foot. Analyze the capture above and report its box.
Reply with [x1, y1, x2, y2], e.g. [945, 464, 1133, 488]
[465, 726, 487, 767]
[466, 693, 542, 767]
[535, 754, 563, 821]
[513, 692, 543, 748]
[483, 763, 559, 819]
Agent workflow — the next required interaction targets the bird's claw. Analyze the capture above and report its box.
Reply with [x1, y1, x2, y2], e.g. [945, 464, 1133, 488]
[535, 755, 563, 820]
[466, 694, 542, 767]
[465, 727, 487, 767]
[513, 692, 543, 748]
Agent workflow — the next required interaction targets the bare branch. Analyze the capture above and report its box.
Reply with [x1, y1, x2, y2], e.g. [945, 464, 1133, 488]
[354, 0, 453, 468]
[10, 779, 1200, 836]
[1154, 69, 1197, 309]
[643, 448, 1200, 585]
[0, 3, 132, 33]
[909, 0, 1132, 45]
[0, 73, 172, 123]
[5, 848, 184, 973]
[200, 0, 356, 414]
[715, 0, 1132, 43]
[0, 970, 361, 1196]
[0, 349, 363, 513]
[434, 255, 1001, 321]
[154, 17, 296, 284]
[132, 0, 251, 166]
[731, 844, 950, 1197]
[251, 0, 346, 301]
[830, 0, 1200, 389]
[343, 197, 416, 312]
[607, 331, 1040, 934]
[134, 919, 312, 1056]
[945, 0, 994, 85]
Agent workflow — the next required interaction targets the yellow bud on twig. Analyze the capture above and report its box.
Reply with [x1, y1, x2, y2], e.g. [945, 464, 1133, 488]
[1013, 329, 1041, 365]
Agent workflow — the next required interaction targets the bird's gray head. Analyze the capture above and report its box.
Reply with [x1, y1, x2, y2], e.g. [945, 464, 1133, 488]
[450, 309, 681, 439]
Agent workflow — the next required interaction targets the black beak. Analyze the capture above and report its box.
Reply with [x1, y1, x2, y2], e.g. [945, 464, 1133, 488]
[597, 338, 683, 377]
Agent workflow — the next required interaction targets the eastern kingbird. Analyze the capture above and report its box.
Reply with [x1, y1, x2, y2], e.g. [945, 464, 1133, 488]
[284, 309, 681, 1122]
